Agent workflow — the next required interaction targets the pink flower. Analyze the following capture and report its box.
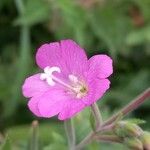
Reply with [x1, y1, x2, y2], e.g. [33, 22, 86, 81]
[22, 40, 113, 120]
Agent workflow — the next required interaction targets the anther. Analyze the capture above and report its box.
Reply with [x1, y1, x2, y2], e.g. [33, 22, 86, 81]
[68, 74, 78, 83]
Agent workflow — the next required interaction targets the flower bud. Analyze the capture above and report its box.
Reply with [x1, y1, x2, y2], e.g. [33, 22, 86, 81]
[140, 132, 150, 150]
[124, 137, 143, 150]
[114, 121, 143, 138]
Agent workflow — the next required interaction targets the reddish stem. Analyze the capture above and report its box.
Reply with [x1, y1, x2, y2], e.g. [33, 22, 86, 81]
[103, 88, 150, 127]
[76, 88, 150, 150]
[94, 135, 122, 143]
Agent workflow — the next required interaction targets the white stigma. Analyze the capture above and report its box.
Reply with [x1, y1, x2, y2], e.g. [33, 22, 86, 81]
[40, 66, 88, 98]
[40, 66, 61, 86]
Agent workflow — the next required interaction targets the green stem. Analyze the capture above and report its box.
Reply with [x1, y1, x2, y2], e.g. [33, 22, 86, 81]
[4, 0, 31, 117]
[29, 121, 39, 150]
[94, 135, 122, 143]
[15, 0, 25, 15]
[64, 119, 76, 150]
[75, 124, 115, 150]
[75, 131, 94, 150]
[91, 103, 103, 130]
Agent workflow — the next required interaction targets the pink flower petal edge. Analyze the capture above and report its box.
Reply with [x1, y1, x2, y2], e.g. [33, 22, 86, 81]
[22, 39, 113, 120]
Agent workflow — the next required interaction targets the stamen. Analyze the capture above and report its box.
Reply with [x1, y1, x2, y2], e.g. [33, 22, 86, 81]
[40, 66, 75, 90]
[69, 74, 78, 83]
[40, 66, 88, 98]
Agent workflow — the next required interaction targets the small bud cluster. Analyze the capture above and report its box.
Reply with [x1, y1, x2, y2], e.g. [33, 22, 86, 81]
[114, 121, 150, 150]
[124, 138, 143, 150]
[140, 132, 150, 150]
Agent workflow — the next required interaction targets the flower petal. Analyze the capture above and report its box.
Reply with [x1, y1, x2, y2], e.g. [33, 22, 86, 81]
[22, 74, 50, 98]
[93, 78, 110, 102]
[38, 89, 69, 118]
[82, 78, 110, 105]
[60, 40, 88, 77]
[88, 55, 113, 79]
[58, 100, 85, 120]
[36, 40, 88, 77]
[36, 42, 61, 69]
[28, 97, 42, 117]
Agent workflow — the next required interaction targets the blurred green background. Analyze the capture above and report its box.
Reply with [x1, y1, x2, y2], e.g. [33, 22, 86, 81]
[0, 0, 150, 149]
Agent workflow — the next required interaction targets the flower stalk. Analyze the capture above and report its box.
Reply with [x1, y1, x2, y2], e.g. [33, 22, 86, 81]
[103, 87, 150, 127]
[91, 103, 103, 130]
[29, 120, 39, 150]
[75, 131, 95, 150]
[76, 87, 150, 150]
[64, 119, 76, 150]
[94, 135, 122, 143]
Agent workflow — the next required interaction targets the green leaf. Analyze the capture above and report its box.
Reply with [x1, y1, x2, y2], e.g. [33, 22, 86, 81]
[43, 144, 66, 150]
[126, 25, 150, 45]
[0, 135, 11, 150]
[87, 141, 99, 150]
[14, 0, 50, 26]
[126, 118, 146, 125]
[89, 5, 131, 58]
[54, 0, 88, 46]
[51, 132, 65, 144]
[133, 0, 150, 21]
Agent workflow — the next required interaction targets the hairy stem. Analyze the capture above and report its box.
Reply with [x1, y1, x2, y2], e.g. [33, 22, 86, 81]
[64, 119, 76, 150]
[76, 87, 150, 150]
[94, 135, 122, 143]
[97, 123, 115, 133]
[91, 103, 103, 130]
[75, 131, 94, 150]
[103, 87, 150, 127]
[75, 124, 115, 150]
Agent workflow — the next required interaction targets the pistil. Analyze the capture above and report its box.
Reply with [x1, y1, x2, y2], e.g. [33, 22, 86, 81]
[40, 66, 88, 98]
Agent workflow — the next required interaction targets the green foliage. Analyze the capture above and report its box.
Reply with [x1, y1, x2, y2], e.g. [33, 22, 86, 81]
[126, 118, 146, 125]
[0, 136, 11, 150]
[14, 0, 50, 26]
[126, 25, 150, 45]
[0, 0, 150, 149]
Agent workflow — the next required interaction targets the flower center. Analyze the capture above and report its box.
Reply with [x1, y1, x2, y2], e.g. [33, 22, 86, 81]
[40, 66, 88, 98]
